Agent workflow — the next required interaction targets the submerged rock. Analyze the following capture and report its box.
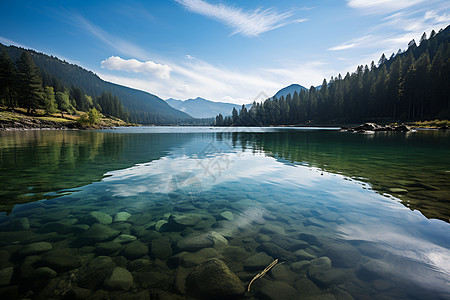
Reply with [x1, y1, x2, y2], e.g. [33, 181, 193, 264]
[39, 249, 81, 272]
[113, 234, 137, 244]
[179, 248, 223, 267]
[307, 256, 351, 287]
[222, 246, 251, 263]
[33, 267, 57, 279]
[186, 258, 244, 298]
[134, 271, 172, 290]
[128, 213, 153, 226]
[104, 267, 133, 291]
[177, 231, 228, 252]
[257, 280, 298, 300]
[294, 277, 322, 297]
[169, 214, 202, 229]
[18, 241, 52, 256]
[219, 211, 234, 221]
[151, 237, 172, 259]
[0, 267, 14, 286]
[294, 249, 316, 260]
[80, 223, 120, 244]
[95, 241, 123, 255]
[37, 222, 70, 234]
[85, 211, 113, 225]
[324, 242, 362, 268]
[260, 223, 286, 235]
[358, 258, 391, 280]
[259, 242, 294, 261]
[67, 287, 91, 299]
[113, 211, 131, 222]
[270, 264, 294, 284]
[42, 209, 70, 222]
[77, 256, 116, 289]
[128, 259, 151, 271]
[9, 217, 30, 231]
[291, 260, 311, 272]
[155, 220, 169, 232]
[121, 240, 149, 259]
[243, 252, 274, 271]
[271, 236, 309, 251]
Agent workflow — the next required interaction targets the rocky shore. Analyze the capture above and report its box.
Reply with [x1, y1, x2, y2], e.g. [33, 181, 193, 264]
[340, 123, 412, 133]
[0, 118, 82, 130]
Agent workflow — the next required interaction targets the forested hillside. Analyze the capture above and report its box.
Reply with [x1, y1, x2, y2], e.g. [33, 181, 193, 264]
[216, 26, 450, 126]
[0, 44, 192, 124]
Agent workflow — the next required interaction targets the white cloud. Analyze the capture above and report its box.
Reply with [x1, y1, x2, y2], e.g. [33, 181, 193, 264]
[175, 0, 303, 37]
[347, 0, 425, 14]
[98, 55, 335, 105]
[99, 57, 280, 104]
[329, 43, 356, 51]
[101, 56, 171, 79]
[328, 35, 373, 51]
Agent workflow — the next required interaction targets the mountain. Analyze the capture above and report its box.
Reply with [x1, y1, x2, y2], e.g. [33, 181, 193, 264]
[0, 43, 191, 124]
[273, 84, 308, 99]
[166, 97, 250, 118]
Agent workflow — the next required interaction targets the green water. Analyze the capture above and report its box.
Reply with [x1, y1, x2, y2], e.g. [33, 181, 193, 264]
[0, 127, 449, 299]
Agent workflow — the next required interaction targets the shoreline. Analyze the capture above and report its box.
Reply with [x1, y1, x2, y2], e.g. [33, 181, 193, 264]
[0, 108, 132, 131]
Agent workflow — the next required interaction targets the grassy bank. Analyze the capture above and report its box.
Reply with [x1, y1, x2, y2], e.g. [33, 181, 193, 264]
[406, 119, 450, 128]
[0, 107, 133, 130]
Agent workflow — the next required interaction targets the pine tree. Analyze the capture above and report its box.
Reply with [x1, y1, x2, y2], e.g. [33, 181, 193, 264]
[231, 107, 238, 124]
[0, 49, 16, 108]
[55, 90, 73, 116]
[16, 52, 44, 113]
[215, 113, 223, 126]
[43, 86, 57, 114]
[420, 32, 427, 45]
[378, 53, 387, 66]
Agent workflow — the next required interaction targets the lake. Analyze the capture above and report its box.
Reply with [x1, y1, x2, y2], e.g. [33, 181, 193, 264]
[0, 127, 449, 299]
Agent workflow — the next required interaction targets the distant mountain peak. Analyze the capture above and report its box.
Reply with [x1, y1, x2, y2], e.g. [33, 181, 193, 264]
[165, 97, 250, 118]
[273, 84, 308, 99]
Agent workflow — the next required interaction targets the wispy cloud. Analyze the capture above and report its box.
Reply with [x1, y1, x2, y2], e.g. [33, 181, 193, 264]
[71, 14, 149, 60]
[328, 36, 373, 51]
[175, 0, 304, 37]
[101, 56, 171, 79]
[381, 9, 450, 34]
[329, 4, 450, 54]
[347, 0, 425, 14]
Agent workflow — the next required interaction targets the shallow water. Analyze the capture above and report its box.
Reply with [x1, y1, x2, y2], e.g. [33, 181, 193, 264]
[0, 127, 449, 299]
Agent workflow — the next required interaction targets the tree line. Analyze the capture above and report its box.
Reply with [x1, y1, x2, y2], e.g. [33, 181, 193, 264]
[216, 26, 450, 126]
[0, 50, 128, 121]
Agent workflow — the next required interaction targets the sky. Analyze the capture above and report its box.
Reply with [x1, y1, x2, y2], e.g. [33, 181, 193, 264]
[0, 0, 449, 104]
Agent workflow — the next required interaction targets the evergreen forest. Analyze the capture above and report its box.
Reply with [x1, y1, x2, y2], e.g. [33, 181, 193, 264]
[216, 26, 450, 126]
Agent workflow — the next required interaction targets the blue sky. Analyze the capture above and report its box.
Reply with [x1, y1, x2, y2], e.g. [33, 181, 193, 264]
[1, 0, 449, 104]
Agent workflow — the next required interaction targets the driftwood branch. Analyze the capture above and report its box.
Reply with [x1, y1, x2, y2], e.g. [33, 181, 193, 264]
[247, 259, 279, 292]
